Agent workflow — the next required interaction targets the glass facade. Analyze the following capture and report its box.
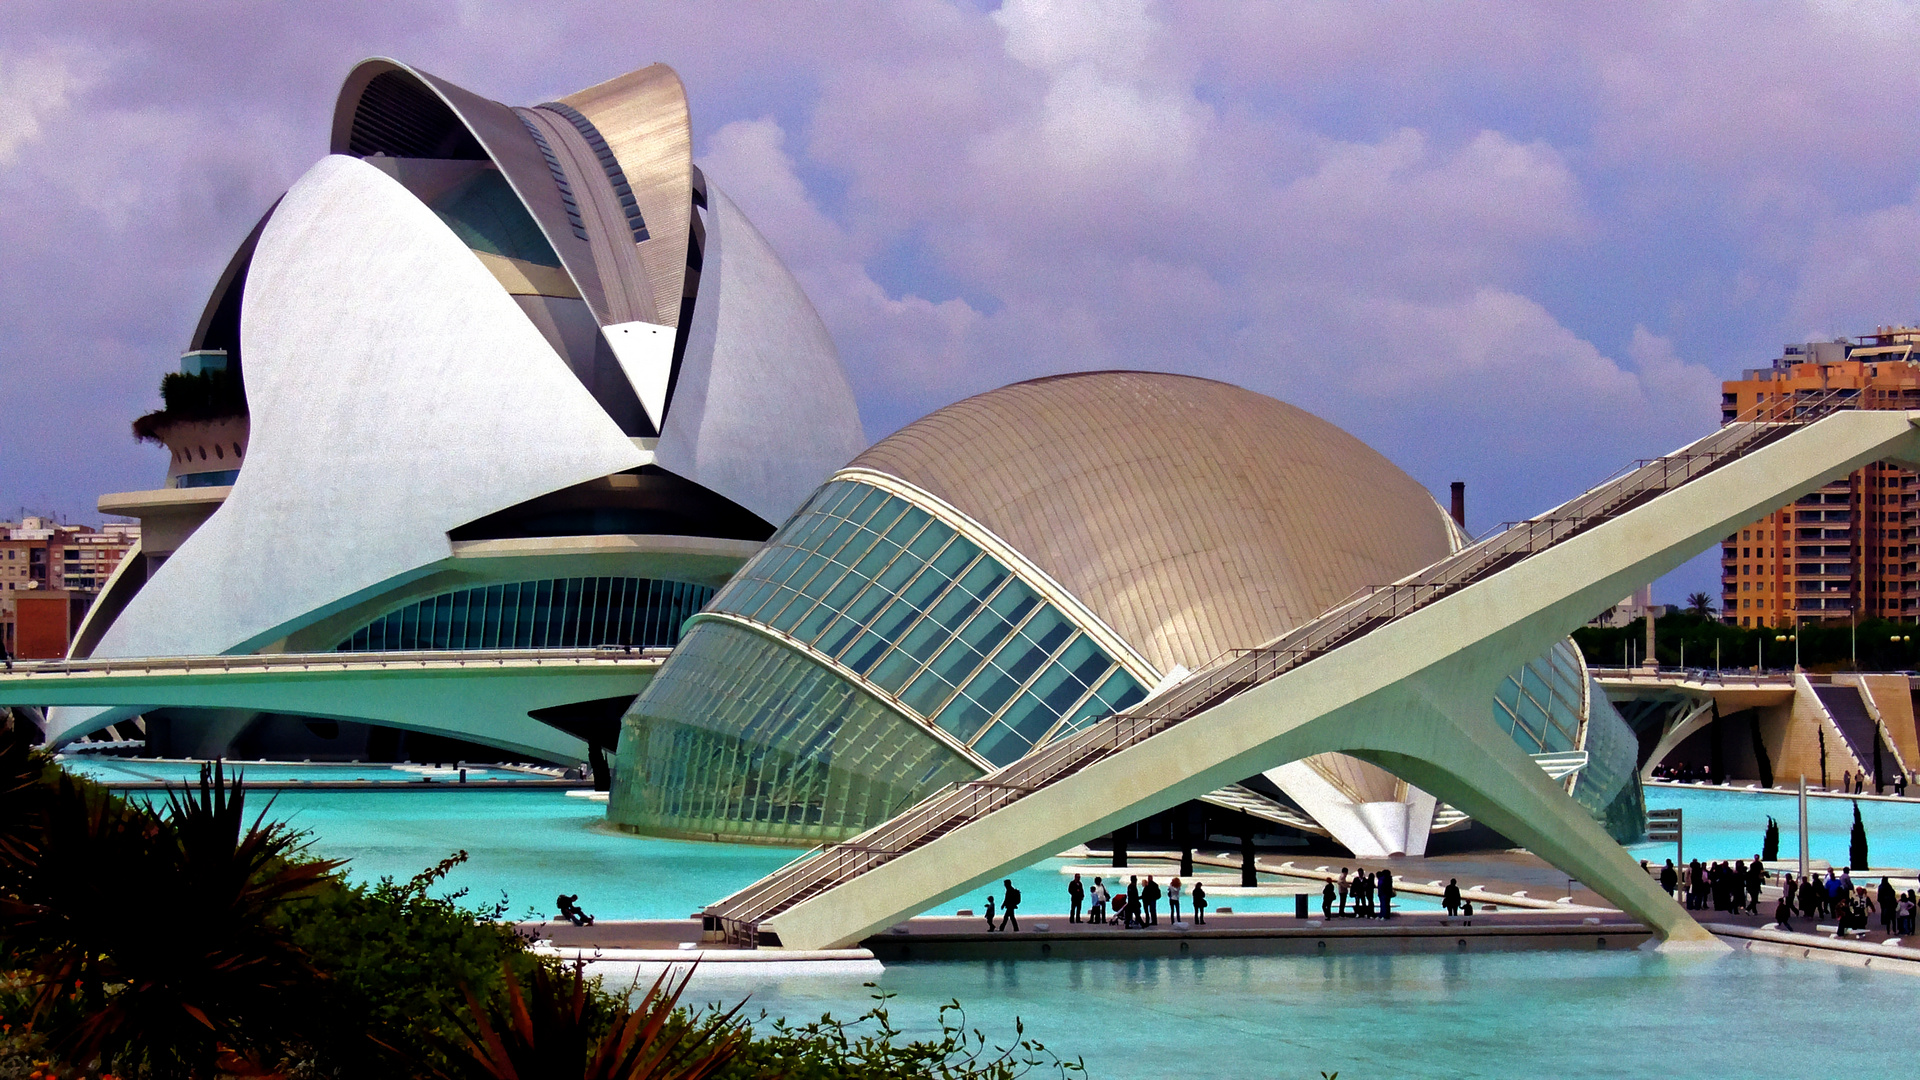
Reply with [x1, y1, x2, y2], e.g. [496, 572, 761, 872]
[1493, 640, 1586, 754]
[611, 477, 1151, 844]
[176, 469, 240, 489]
[1490, 639, 1645, 843]
[335, 576, 712, 651]
[429, 169, 565, 267]
[705, 478, 1148, 764]
[611, 619, 979, 844]
[1571, 692, 1646, 843]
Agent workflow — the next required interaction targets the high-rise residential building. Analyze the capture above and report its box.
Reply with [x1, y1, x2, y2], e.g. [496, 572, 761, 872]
[1719, 327, 1920, 627]
[0, 518, 139, 657]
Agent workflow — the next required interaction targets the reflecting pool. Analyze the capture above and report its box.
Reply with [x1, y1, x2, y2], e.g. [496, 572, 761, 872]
[1633, 784, 1920, 869]
[708, 950, 1920, 1079]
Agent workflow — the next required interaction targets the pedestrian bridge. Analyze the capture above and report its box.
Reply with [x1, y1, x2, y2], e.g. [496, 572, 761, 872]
[1594, 667, 1914, 790]
[703, 397, 1920, 952]
[0, 648, 665, 761]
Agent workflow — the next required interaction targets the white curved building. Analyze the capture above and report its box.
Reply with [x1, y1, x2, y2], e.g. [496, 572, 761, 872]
[52, 59, 864, 762]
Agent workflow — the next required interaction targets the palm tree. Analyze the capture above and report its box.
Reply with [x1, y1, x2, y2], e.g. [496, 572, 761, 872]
[1686, 592, 1716, 616]
[0, 761, 338, 1078]
[439, 961, 746, 1080]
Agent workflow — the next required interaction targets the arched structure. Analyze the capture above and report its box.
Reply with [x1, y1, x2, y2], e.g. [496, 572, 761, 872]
[699, 404, 1920, 951]
[48, 58, 864, 762]
[611, 372, 1638, 850]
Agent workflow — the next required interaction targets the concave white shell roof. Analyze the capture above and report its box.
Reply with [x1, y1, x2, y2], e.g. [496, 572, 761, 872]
[93, 155, 646, 658]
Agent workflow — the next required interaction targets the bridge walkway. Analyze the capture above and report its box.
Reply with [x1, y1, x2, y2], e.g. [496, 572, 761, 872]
[704, 392, 1920, 951]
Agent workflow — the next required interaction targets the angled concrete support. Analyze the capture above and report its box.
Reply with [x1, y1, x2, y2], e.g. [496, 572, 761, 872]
[751, 411, 1920, 951]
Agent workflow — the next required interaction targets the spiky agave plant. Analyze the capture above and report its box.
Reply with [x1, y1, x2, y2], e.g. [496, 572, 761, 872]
[0, 763, 338, 1078]
[439, 961, 746, 1080]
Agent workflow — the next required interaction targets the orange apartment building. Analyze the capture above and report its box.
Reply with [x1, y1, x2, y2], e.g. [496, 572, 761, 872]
[1720, 328, 1920, 627]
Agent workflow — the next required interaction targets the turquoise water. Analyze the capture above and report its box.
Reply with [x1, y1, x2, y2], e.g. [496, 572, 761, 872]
[61, 757, 538, 785]
[1633, 785, 1920, 870]
[711, 951, 1920, 1079]
[236, 785, 1354, 920]
[72, 761, 1920, 1075]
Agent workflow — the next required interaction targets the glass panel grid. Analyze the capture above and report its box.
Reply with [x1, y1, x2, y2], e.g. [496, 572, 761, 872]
[703, 478, 1147, 767]
[338, 576, 713, 652]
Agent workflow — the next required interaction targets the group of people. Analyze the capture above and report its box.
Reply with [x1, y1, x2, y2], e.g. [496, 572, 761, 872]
[1645, 858, 1920, 940]
[1649, 761, 1916, 798]
[1064, 873, 1208, 928]
[1773, 869, 1918, 938]
[1317, 866, 1395, 919]
[1654, 857, 1765, 913]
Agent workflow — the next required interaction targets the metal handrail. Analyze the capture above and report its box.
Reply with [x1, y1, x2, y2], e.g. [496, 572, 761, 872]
[704, 390, 1867, 940]
[2, 646, 672, 677]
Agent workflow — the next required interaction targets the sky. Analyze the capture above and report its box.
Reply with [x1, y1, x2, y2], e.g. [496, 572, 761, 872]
[7, 1, 1920, 606]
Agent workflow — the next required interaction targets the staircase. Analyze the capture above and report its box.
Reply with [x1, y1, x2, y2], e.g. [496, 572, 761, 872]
[705, 389, 1865, 947]
[1812, 684, 1879, 780]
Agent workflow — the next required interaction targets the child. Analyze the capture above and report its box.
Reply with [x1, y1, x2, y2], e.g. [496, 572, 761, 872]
[984, 894, 997, 932]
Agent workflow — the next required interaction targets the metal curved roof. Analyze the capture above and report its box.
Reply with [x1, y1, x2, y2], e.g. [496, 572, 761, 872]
[848, 371, 1454, 673]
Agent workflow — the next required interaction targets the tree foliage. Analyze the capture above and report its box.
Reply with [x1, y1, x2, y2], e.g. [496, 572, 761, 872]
[1850, 801, 1870, 871]
[132, 369, 247, 443]
[0, 758, 336, 1079]
[0, 735, 1090, 1080]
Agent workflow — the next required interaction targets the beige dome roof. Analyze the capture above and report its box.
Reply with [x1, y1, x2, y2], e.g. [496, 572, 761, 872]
[849, 371, 1454, 674]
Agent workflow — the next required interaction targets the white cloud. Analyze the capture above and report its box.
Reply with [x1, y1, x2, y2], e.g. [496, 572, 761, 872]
[0, 43, 95, 166]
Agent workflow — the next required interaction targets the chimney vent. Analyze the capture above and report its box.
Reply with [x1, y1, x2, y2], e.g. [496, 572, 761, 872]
[1449, 481, 1466, 529]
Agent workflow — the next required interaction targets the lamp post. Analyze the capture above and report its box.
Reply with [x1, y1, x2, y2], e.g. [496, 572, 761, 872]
[1775, 631, 1798, 672]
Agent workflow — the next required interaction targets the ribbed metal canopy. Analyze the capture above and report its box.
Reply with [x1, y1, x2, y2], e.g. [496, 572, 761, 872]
[851, 371, 1454, 674]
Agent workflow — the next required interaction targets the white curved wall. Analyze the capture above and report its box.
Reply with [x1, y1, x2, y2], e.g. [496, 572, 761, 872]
[656, 182, 865, 525]
[93, 154, 646, 659]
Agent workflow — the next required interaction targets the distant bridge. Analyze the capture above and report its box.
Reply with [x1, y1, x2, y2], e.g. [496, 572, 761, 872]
[0, 648, 666, 762]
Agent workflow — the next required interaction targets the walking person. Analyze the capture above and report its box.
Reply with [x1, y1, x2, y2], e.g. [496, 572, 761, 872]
[999, 879, 1021, 932]
[1443, 878, 1462, 917]
[984, 894, 997, 932]
[1142, 875, 1162, 926]
[1068, 873, 1085, 924]
[1169, 877, 1183, 923]
[1191, 881, 1207, 925]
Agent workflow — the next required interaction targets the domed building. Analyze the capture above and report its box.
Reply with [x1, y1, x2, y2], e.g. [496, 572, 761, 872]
[48, 58, 864, 762]
[611, 372, 1641, 853]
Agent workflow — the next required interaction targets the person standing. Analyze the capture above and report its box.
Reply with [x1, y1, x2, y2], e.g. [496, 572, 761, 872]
[1443, 879, 1462, 917]
[1090, 877, 1107, 924]
[999, 879, 1021, 932]
[1377, 868, 1395, 919]
[1659, 859, 1678, 897]
[1125, 875, 1141, 929]
[1322, 878, 1336, 918]
[1068, 873, 1085, 924]
[1169, 877, 1183, 923]
[1337, 868, 1350, 916]
[1191, 881, 1208, 925]
[1880, 877, 1898, 934]
[1142, 875, 1162, 926]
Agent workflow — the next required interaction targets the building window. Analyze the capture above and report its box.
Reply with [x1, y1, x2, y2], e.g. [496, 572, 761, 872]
[701, 477, 1148, 766]
[336, 576, 714, 651]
